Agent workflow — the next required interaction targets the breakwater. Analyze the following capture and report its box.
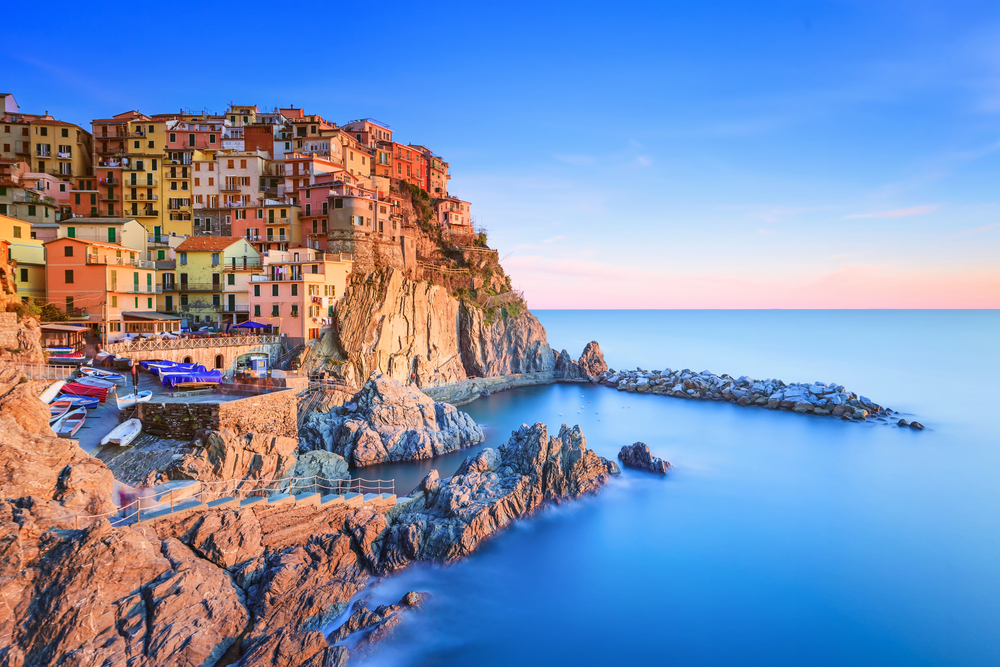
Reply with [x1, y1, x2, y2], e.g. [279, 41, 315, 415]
[595, 367, 906, 423]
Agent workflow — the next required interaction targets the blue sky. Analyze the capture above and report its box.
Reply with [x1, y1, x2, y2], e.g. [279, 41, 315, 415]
[5, 0, 999, 307]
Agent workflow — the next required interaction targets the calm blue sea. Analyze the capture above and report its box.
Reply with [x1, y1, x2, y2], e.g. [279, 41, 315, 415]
[352, 310, 1000, 666]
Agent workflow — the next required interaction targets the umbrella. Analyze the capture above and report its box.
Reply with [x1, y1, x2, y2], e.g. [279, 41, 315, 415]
[237, 321, 267, 329]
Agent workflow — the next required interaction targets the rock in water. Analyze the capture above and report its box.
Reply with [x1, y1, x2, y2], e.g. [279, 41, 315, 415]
[380, 423, 619, 571]
[578, 341, 608, 376]
[300, 373, 485, 466]
[908, 421, 925, 430]
[617, 442, 671, 474]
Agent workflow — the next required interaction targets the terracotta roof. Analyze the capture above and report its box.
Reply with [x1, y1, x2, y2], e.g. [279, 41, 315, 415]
[176, 236, 245, 252]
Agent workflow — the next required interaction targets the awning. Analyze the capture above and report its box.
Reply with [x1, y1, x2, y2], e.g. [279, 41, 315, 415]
[122, 312, 184, 321]
[237, 321, 267, 329]
[40, 324, 90, 332]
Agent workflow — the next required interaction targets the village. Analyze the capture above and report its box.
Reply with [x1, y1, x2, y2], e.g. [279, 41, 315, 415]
[0, 93, 478, 347]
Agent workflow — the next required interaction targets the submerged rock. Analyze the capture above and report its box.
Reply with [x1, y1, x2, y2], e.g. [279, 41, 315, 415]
[618, 442, 671, 474]
[300, 373, 484, 467]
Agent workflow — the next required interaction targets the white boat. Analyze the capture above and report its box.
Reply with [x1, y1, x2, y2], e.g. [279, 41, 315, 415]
[116, 390, 152, 409]
[76, 375, 116, 389]
[39, 380, 66, 404]
[80, 367, 126, 383]
[100, 418, 141, 446]
[54, 408, 87, 437]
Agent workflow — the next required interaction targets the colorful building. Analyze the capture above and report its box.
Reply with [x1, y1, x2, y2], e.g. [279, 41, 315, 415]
[435, 196, 472, 231]
[0, 213, 46, 304]
[247, 248, 352, 343]
[171, 236, 263, 326]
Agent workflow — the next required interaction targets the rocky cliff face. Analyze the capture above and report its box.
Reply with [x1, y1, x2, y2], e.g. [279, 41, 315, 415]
[164, 429, 298, 491]
[300, 373, 484, 467]
[459, 307, 555, 377]
[335, 268, 468, 388]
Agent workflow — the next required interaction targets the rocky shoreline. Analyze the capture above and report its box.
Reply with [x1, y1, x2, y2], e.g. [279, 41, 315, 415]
[595, 367, 907, 423]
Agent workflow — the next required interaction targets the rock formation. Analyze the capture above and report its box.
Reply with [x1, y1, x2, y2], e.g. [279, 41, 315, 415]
[459, 306, 556, 378]
[292, 450, 350, 494]
[578, 341, 608, 376]
[327, 591, 427, 658]
[164, 428, 298, 490]
[618, 442, 671, 474]
[379, 423, 620, 571]
[553, 341, 608, 381]
[300, 373, 484, 467]
[598, 367, 899, 422]
[334, 268, 468, 388]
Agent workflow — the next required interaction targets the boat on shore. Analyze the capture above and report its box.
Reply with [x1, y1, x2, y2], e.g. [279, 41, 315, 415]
[100, 419, 141, 446]
[54, 408, 86, 437]
[116, 390, 152, 409]
[76, 375, 116, 389]
[54, 395, 100, 409]
[39, 380, 66, 404]
[80, 367, 126, 383]
[44, 346, 75, 354]
[49, 402, 71, 423]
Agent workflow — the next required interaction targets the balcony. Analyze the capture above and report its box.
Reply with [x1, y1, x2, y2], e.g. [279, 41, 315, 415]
[125, 193, 158, 201]
[176, 283, 224, 292]
[99, 194, 120, 202]
[221, 304, 249, 313]
[220, 185, 241, 193]
[86, 254, 155, 269]
[155, 260, 176, 270]
[125, 177, 158, 187]
[250, 273, 306, 282]
[99, 177, 120, 185]
[131, 209, 159, 217]
[57, 152, 72, 159]
[111, 283, 163, 295]
[35, 150, 51, 158]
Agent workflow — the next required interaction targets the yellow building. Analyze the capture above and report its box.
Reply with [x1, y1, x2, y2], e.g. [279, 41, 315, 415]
[0, 213, 46, 303]
[170, 236, 262, 327]
[29, 118, 92, 183]
[122, 117, 168, 235]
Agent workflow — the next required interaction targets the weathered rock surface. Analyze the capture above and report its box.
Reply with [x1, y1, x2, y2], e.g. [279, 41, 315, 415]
[460, 306, 555, 378]
[596, 367, 903, 423]
[618, 442, 671, 474]
[379, 422, 619, 571]
[292, 450, 350, 494]
[335, 268, 468, 388]
[578, 341, 608, 376]
[300, 373, 484, 467]
[327, 591, 427, 659]
[164, 428, 298, 489]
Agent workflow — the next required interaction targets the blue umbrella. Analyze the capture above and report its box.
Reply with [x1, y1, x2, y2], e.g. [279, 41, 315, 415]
[237, 321, 267, 329]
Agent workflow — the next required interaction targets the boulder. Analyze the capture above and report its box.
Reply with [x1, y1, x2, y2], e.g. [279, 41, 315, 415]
[577, 341, 608, 376]
[300, 373, 484, 467]
[908, 421, 925, 431]
[291, 451, 350, 495]
[164, 429, 298, 491]
[617, 442, 671, 474]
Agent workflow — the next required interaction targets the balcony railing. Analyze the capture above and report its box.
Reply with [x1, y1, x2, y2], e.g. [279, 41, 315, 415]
[250, 274, 308, 282]
[125, 177, 158, 187]
[125, 193, 158, 201]
[111, 283, 162, 295]
[221, 304, 249, 313]
[132, 209, 159, 217]
[86, 254, 155, 269]
[99, 177, 120, 185]
[57, 152, 72, 159]
[175, 283, 224, 292]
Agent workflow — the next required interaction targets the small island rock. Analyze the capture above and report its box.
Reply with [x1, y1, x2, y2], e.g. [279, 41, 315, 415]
[618, 442, 671, 474]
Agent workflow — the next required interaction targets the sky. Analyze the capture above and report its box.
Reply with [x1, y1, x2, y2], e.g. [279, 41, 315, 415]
[4, 0, 1000, 308]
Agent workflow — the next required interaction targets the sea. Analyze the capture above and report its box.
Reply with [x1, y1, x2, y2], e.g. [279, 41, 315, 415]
[346, 310, 1000, 666]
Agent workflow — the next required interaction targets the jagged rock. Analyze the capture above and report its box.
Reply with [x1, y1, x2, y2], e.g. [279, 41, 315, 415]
[618, 442, 671, 474]
[164, 429, 298, 490]
[909, 421, 925, 430]
[328, 590, 427, 656]
[300, 373, 484, 467]
[335, 268, 468, 388]
[460, 307, 556, 377]
[380, 423, 618, 572]
[897, 419, 909, 427]
[555, 349, 585, 380]
[578, 341, 607, 376]
[291, 450, 350, 495]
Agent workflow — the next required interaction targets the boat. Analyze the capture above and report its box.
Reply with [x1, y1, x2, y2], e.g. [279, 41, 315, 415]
[49, 402, 71, 423]
[61, 382, 110, 402]
[39, 380, 67, 404]
[48, 352, 85, 359]
[100, 419, 141, 446]
[76, 375, 117, 389]
[54, 395, 100, 409]
[44, 346, 75, 354]
[80, 367, 126, 383]
[116, 390, 152, 409]
[55, 408, 87, 437]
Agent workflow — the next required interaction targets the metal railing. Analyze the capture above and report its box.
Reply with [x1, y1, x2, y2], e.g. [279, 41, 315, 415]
[15, 363, 77, 381]
[86, 254, 155, 269]
[69, 474, 395, 529]
[173, 282, 223, 292]
[105, 334, 279, 352]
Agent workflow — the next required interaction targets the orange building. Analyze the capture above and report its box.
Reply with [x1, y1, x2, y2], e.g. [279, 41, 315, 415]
[391, 142, 425, 189]
[44, 237, 160, 339]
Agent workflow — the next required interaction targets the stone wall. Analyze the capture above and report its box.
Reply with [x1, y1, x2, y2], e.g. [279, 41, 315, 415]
[327, 229, 419, 278]
[137, 388, 298, 440]
[0, 312, 19, 350]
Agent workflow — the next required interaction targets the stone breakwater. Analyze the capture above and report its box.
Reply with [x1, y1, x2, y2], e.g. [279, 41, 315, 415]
[596, 368, 900, 422]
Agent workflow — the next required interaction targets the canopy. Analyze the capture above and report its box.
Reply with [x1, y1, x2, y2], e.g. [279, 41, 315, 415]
[236, 321, 267, 329]
[150, 362, 206, 377]
[162, 370, 223, 389]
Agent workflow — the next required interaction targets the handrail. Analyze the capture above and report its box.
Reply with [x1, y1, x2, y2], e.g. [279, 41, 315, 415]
[70, 473, 395, 529]
[104, 335, 280, 352]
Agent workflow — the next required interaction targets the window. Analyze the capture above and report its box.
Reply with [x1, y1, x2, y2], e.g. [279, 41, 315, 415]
[228, 160, 234, 169]
[271, 284, 278, 296]
[194, 178, 200, 186]
[180, 252, 187, 265]
[227, 274, 235, 285]
[291, 305, 298, 317]
[253, 284, 260, 297]
[169, 133, 176, 142]
[305, 204, 311, 216]
[148, 125, 154, 133]
[148, 297, 153, 308]
[74, 193, 80, 205]
[211, 253, 219, 264]
[215, 355, 224, 369]
[19, 268, 27, 282]
[134, 140, 140, 149]
[64, 245, 73, 257]
[322, 202, 328, 215]
[12, 226, 20, 238]
[271, 304, 279, 316]
[280, 209, 287, 218]
[254, 304, 261, 317]
[240, 159, 246, 169]
[27, 205, 36, 216]
[65, 269, 74, 283]
[209, 134, 216, 144]
[334, 198, 343, 208]
[311, 264, 318, 274]
[40, 127, 47, 136]
[148, 141, 154, 149]
[111, 295, 117, 307]
[65, 296, 73, 312]
[291, 284, 298, 296]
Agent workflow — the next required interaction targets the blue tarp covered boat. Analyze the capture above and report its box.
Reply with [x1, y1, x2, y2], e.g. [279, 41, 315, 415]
[162, 370, 223, 389]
